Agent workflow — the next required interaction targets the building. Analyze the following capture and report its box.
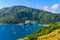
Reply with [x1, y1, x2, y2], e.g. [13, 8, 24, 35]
[25, 20, 31, 25]
[25, 20, 38, 25]
[31, 21, 38, 25]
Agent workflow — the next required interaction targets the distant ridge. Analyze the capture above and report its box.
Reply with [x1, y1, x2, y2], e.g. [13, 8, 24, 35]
[0, 6, 60, 24]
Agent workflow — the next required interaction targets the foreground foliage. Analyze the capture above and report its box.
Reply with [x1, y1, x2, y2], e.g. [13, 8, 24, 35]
[37, 29, 60, 40]
[18, 23, 60, 40]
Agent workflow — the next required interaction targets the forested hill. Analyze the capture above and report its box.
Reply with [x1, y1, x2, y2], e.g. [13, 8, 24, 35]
[0, 6, 60, 24]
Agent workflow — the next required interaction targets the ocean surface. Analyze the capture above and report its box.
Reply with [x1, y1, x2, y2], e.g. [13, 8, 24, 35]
[0, 25, 44, 40]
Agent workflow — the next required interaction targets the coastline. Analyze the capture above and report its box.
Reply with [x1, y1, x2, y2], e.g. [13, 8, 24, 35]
[0, 23, 50, 26]
[38, 24, 50, 26]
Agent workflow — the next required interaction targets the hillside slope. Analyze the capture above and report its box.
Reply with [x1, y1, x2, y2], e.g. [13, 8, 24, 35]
[0, 6, 60, 24]
[18, 29, 60, 40]
[37, 29, 60, 40]
[18, 23, 60, 40]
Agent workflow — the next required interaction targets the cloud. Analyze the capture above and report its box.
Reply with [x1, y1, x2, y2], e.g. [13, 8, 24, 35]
[50, 4, 59, 13]
[43, 6, 49, 11]
[51, 4, 59, 9]
[43, 4, 60, 13]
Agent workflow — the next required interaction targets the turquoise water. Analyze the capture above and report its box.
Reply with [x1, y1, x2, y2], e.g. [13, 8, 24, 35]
[0, 25, 44, 40]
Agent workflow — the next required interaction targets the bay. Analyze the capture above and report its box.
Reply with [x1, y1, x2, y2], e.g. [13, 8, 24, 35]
[0, 25, 44, 40]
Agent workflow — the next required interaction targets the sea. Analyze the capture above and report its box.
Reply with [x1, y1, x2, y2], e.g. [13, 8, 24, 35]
[0, 25, 44, 40]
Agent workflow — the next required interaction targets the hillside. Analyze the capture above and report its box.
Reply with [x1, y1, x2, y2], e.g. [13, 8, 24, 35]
[18, 23, 60, 40]
[18, 29, 60, 40]
[0, 6, 60, 24]
[37, 29, 60, 40]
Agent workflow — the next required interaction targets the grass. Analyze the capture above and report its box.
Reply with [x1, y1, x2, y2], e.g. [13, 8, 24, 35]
[37, 29, 60, 40]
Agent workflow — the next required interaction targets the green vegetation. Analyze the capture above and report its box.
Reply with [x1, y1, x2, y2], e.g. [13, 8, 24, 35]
[37, 29, 60, 40]
[0, 6, 60, 24]
[21, 23, 60, 40]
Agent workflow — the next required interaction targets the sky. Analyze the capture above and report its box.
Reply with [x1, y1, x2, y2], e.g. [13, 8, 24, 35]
[0, 0, 60, 13]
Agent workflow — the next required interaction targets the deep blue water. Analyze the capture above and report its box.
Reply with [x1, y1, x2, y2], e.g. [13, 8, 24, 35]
[0, 25, 44, 40]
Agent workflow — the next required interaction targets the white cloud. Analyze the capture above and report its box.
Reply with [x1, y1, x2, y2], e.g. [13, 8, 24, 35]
[43, 4, 60, 13]
[43, 6, 49, 11]
[50, 4, 59, 13]
[51, 4, 59, 9]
